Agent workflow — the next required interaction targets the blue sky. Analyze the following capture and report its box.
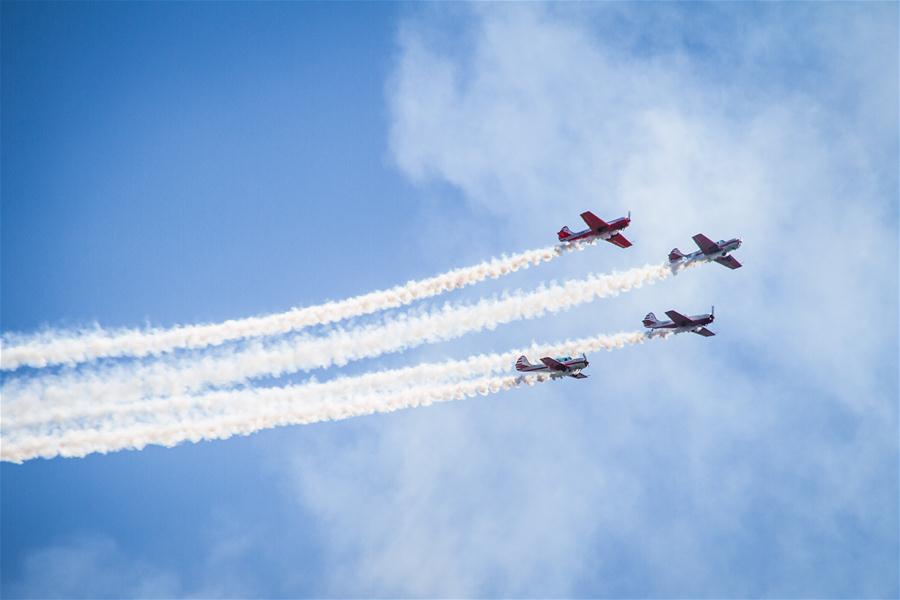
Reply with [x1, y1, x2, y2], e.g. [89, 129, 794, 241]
[2, 3, 897, 598]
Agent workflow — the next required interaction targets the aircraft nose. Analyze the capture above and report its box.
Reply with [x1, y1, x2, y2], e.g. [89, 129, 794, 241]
[736, 238, 743, 247]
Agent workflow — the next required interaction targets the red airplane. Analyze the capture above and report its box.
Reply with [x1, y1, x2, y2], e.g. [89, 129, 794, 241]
[557, 211, 632, 248]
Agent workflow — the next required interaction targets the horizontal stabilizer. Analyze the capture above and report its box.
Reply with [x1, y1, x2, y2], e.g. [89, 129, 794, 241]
[694, 327, 715, 337]
[668, 248, 684, 262]
[607, 233, 632, 248]
[714, 255, 742, 270]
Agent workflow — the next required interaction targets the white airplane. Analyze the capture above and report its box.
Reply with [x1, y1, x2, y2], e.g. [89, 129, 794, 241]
[669, 233, 742, 269]
[515, 354, 589, 379]
[643, 307, 716, 337]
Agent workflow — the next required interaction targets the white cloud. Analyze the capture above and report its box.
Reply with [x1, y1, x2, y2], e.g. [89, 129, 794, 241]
[3, 536, 180, 599]
[2, 516, 271, 599]
[283, 4, 897, 597]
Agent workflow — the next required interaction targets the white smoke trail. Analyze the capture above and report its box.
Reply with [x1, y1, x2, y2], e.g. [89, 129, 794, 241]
[5, 330, 653, 431]
[1, 243, 591, 371]
[3, 263, 683, 415]
[1, 374, 553, 463]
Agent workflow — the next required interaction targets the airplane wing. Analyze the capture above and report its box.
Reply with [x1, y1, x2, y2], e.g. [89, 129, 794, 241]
[580, 211, 609, 231]
[606, 233, 632, 248]
[714, 256, 742, 270]
[664, 310, 695, 327]
[540, 357, 568, 371]
[569, 372, 588, 379]
[693, 327, 716, 337]
[692, 233, 720, 255]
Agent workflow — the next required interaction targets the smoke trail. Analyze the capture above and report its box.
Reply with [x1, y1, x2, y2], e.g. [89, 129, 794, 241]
[1, 374, 553, 462]
[6, 330, 653, 430]
[3, 263, 682, 414]
[2, 243, 591, 371]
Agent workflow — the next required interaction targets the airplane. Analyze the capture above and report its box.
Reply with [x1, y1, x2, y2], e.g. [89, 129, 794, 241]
[558, 211, 632, 248]
[669, 233, 742, 269]
[515, 354, 590, 379]
[643, 307, 716, 337]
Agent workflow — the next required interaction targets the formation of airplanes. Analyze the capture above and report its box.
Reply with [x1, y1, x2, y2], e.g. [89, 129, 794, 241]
[514, 210, 743, 379]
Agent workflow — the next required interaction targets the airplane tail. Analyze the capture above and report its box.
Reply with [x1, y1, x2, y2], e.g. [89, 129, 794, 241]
[557, 226, 572, 241]
[668, 248, 685, 263]
[515, 355, 534, 371]
[642, 312, 658, 327]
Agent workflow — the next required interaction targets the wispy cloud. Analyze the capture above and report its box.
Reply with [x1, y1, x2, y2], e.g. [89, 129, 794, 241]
[2, 536, 181, 599]
[283, 3, 898, 596]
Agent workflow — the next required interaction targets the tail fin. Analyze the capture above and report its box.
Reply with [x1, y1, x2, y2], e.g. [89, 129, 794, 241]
[515, 355, 533, 371]
[668, 248, 684, 263]
[557, 226, 572, 241]
[642, 312, 658, 327]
